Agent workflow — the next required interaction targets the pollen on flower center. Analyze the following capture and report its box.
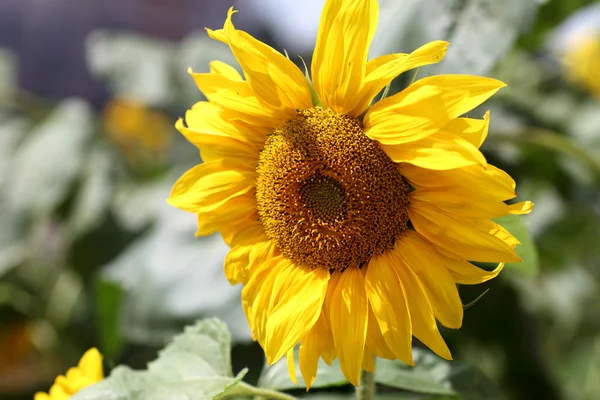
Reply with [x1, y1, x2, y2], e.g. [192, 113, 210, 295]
[256, 107, 410, 271]
[299, 172, 347, 225]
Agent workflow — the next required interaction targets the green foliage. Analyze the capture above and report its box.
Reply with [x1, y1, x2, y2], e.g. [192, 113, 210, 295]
[259, 352, 348, 391]
[95, 279, 125, 360]
[4, 0, 600, 398]
[71, 318, 505, 400]
[72, 319, 247, 400]
[372, 0, 538, 75]
[375, 350, 500, 400]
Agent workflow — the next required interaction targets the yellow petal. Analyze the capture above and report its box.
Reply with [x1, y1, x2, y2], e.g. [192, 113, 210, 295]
[208, 60, 242, 81]
[329, 267, 368, 386]
[365, 253, 414, 365]
[188, 67, 285, 127]
[401, 163, 517, 200]
[34, 393, 51, 400]
[208, 8, 312, 111]
[409, 190, 507, 219]
[349, 40, 449, 116]
[361, 347, 375, 373]
[396, 231, 464, 329]
[78, 348, 103, 382]
[365, 304, 395, 360]
[218, 215, 263, 246]
[242, 256, 288, 344]
[364, 75, 505, 145]
[311, 0, 378, 114]
[265, 264, 330, 364]
[299, 312, 329, 390]
[409, 185, 530, 219]
[168, 161, 255, 214]
[224, 237, 276, 285]
[320, 276, 339, 366]
[183, 101, 267, 148]
[175, 118, 258, 166]
[508, 201, 534, 215]
[56, 368, 87, 393]
[486, 219, 521, 248]
[224, 244, 253, 285]
[392, 250, 453, 360]
[446, 261, 504, 285]
[381, 130, 487, 170]
[48, 384, 70, 400]
[440, 110, 490, 149]
[287, 348, 298, 385]
[194, 195, 257, 238]
[409, 202, 522, 262]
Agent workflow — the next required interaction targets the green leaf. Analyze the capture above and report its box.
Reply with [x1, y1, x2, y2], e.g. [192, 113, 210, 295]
[493, 214, 539, 277]
[446, 362, 502, 400]
[86, 31, 175, 106]
[258, 349, 349, 391]
[372, 0, 539, 76]
[375, 349, 501, 400]
[68, 145, 114, 237]
[0, 116, 27, 277]
[95, 279, 125, 360]
[376, 355, 457, 396]
[103, 182, 248, 345]
[5, 99, 94, 217]
[72, 319, 246, 400]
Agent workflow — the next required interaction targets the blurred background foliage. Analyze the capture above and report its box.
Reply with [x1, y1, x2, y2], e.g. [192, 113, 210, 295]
[1, 0, 600, 399]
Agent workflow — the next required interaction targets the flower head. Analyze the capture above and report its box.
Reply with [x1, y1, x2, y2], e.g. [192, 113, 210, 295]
[103, 97, 172, 165]
[169, 0, 533, 388]
[548, 3, 600, 97]
[561, 34, 600, 97]
[34, 348, 104, 400]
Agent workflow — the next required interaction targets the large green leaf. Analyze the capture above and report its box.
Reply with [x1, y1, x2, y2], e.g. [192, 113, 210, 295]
[258, 349, 349, 391]
[371, 0, 538, 76]
[0, 115, 27, 277]
[493, 214, 539, 277]
[85, 29, 236, 109]
[375, 349, 501, 400]
[376, 356, 456, 397]
[86, 31, 176, 107]
[103, 180, 247, 345]
[5, 99, 94, 217]
[72, 319, 247, 400]
[67, 145, 115, 237]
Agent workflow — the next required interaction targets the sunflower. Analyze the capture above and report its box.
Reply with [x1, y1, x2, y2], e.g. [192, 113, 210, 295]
[561, 34, 600, 97]
[168, 0, 533, 388]
[34, 348, 104, 400]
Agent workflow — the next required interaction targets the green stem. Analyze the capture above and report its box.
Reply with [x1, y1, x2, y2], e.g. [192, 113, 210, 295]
[225, 381, 296, 400]
[356, 370, 375, 400]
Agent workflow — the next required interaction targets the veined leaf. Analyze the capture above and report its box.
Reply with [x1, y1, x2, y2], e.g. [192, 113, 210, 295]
[72, 319, 246, 400]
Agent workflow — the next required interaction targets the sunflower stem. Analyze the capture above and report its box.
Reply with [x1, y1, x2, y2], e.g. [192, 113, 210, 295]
[356, 370, 376, 400]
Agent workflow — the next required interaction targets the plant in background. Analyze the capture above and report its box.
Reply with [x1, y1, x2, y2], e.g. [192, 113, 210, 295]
[168, 0, 532, 396]
[103, 97, 172, 168]
[548, 2, 600, 98]
[34, 348, 103, 400]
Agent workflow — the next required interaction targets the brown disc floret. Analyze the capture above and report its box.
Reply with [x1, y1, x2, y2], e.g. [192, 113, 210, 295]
[256, 107, 410, 271]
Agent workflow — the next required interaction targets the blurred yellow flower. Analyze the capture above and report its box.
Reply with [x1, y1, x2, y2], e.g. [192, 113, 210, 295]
[169, 0, 533, 388]
[103, 98, 172, 164]
[561, 34, 600, 97]
[34, 348, 103, 400]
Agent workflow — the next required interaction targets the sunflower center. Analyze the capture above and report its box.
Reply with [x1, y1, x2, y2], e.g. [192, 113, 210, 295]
[299, 172, 347, 224]
[256, 108, 410, 271]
